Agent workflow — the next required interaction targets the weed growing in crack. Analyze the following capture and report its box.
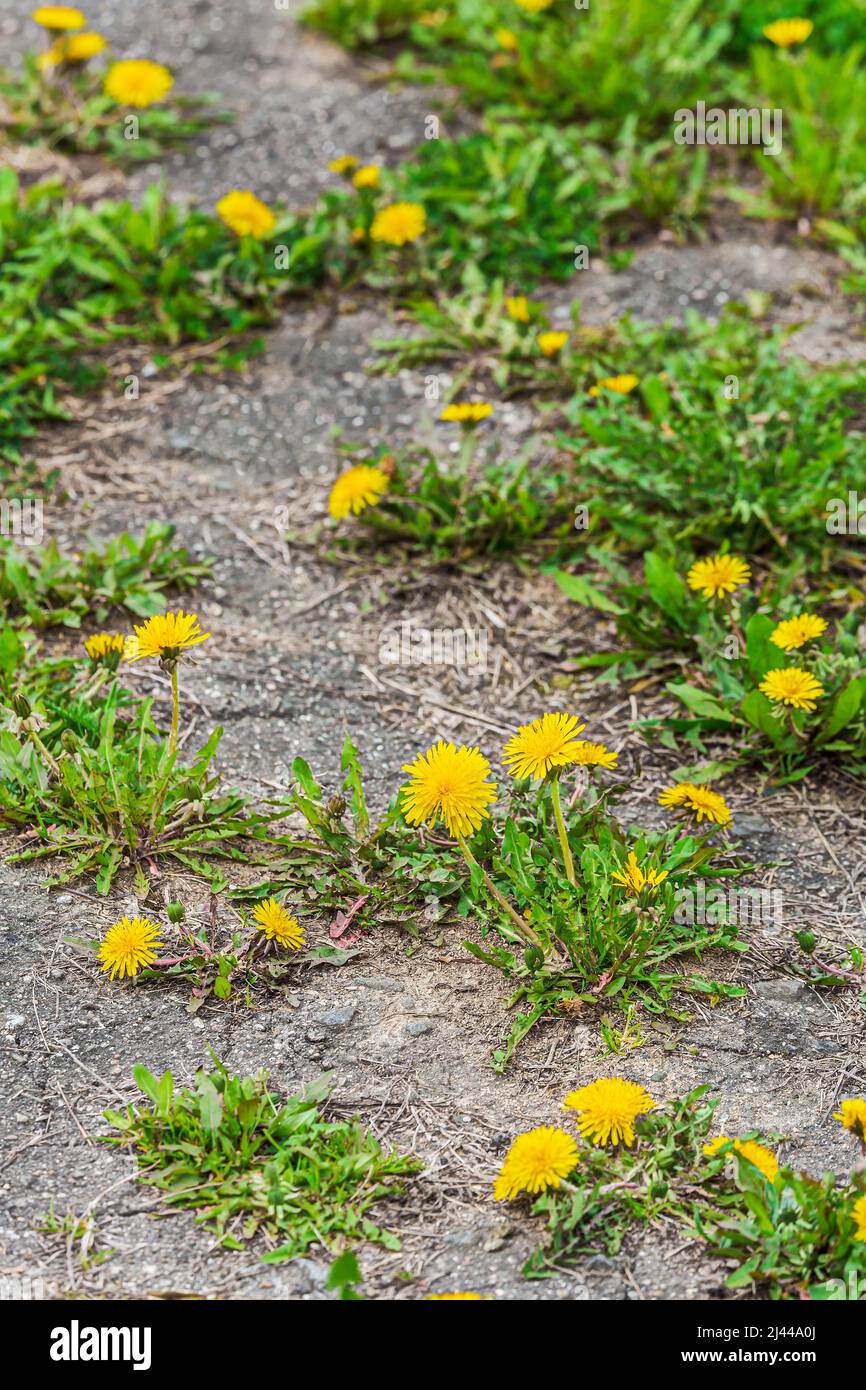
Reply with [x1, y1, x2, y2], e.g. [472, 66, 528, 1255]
[634, 565, 866, 780]
[103, 1058, 421, 1261]
[0, 524, 211, 630]
[1, 11, 230, 163]
[75, 893, 310, 1011]
[1, 610, 280, 894]
[494, 1080, 866, 1298]
[302, 0, 866, 241]
[394, 721, 750, 1069]
[315, 435, 581, 565]
[37, 1201, 114, 1273]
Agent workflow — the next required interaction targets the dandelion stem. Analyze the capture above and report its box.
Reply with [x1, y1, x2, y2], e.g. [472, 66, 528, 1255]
[721, 593, 746, 652]
[550, 777, 576, 886]
[457, 835, 543, 950]
[607, 907, 661, 981]
[150, 665, 180, 833]
[787, 710, 810, 742]
[28, 729, 61, 779]
[168, 665, 180, 758]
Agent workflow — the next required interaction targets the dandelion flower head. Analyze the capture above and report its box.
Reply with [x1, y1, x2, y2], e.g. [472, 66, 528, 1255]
[563, 1077, 655, 1147]
[502, 712, 588, 780]
[401, 740, 496, 839]
[98, 917, 163, 981]
[493, 1126, 578, 1200]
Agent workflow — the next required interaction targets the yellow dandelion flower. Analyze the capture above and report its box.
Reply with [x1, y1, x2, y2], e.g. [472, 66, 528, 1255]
[505, 294, 529, 322]
[41, 30, 106, 64]
[216, 190, 276, 239]
[703, 1135, 779, 1181]
[514, 0, 553, 12]
[83, 632, 125, 663]
[104, 58, 174, 108]
[328, 155, 358, 175]
[401, 740, 496, 839]
[98, 917, 164, 981]
[611, 851, 668, 895]
[763, 18, 813, 47]
[658, 781, 732, 827]
[852, 1194, 866, 1242]
[834, 1097, 866, 1143]
[60, 30, 106, 59]
[588, 374, 640, 397]
[370, 202, 426, 246]
[502, 712, 588, 780]
[352, 164, 380, 190]
[759, 666, 825, 712]
[123, 611, 210, 663]
[537, 330, 568, 357]
[734, 1139, 780, 1182]
[570, 739, 618, 770]
[493, 1126, 578, 1200]
[496, 27, 519, 50]
[252, 897, 305, 950]
[31, 6, 84, 30]
[563, 1077, 655, 1147]
[770, 613, 828, 652]
[658, 784, 693, 811]
[426, 1291, 484, 1300]
[328, 464, 390, 520]
[439, 402, 493, 424]
[702, 1136, 730, 1158]
[686, 552, 751, 599]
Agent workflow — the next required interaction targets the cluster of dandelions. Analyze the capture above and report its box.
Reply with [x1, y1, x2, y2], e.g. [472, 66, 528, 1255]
[686, 553, 829, 717]
[396, 714, 731, 945]
[97, 897, 305, 986]
[328, 153, 426, 248]
[493, 1077, 655, 1200]
[493, 1078, 866, 1244]
[400, 713, 617, 936]
[702, 1096, 866, 1242]
[29, 609, 208, 785]
[30, 8, 174, 107]
[83, 613, 309, 983]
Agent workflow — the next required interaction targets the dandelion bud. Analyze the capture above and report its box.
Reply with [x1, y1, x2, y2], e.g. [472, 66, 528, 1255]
[60, 730, 79, 752]
[12, 693, 32, 719]
[523, 946, 543, 973]
[166, 901, 185, 924]
[326, 794, 347, 820]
